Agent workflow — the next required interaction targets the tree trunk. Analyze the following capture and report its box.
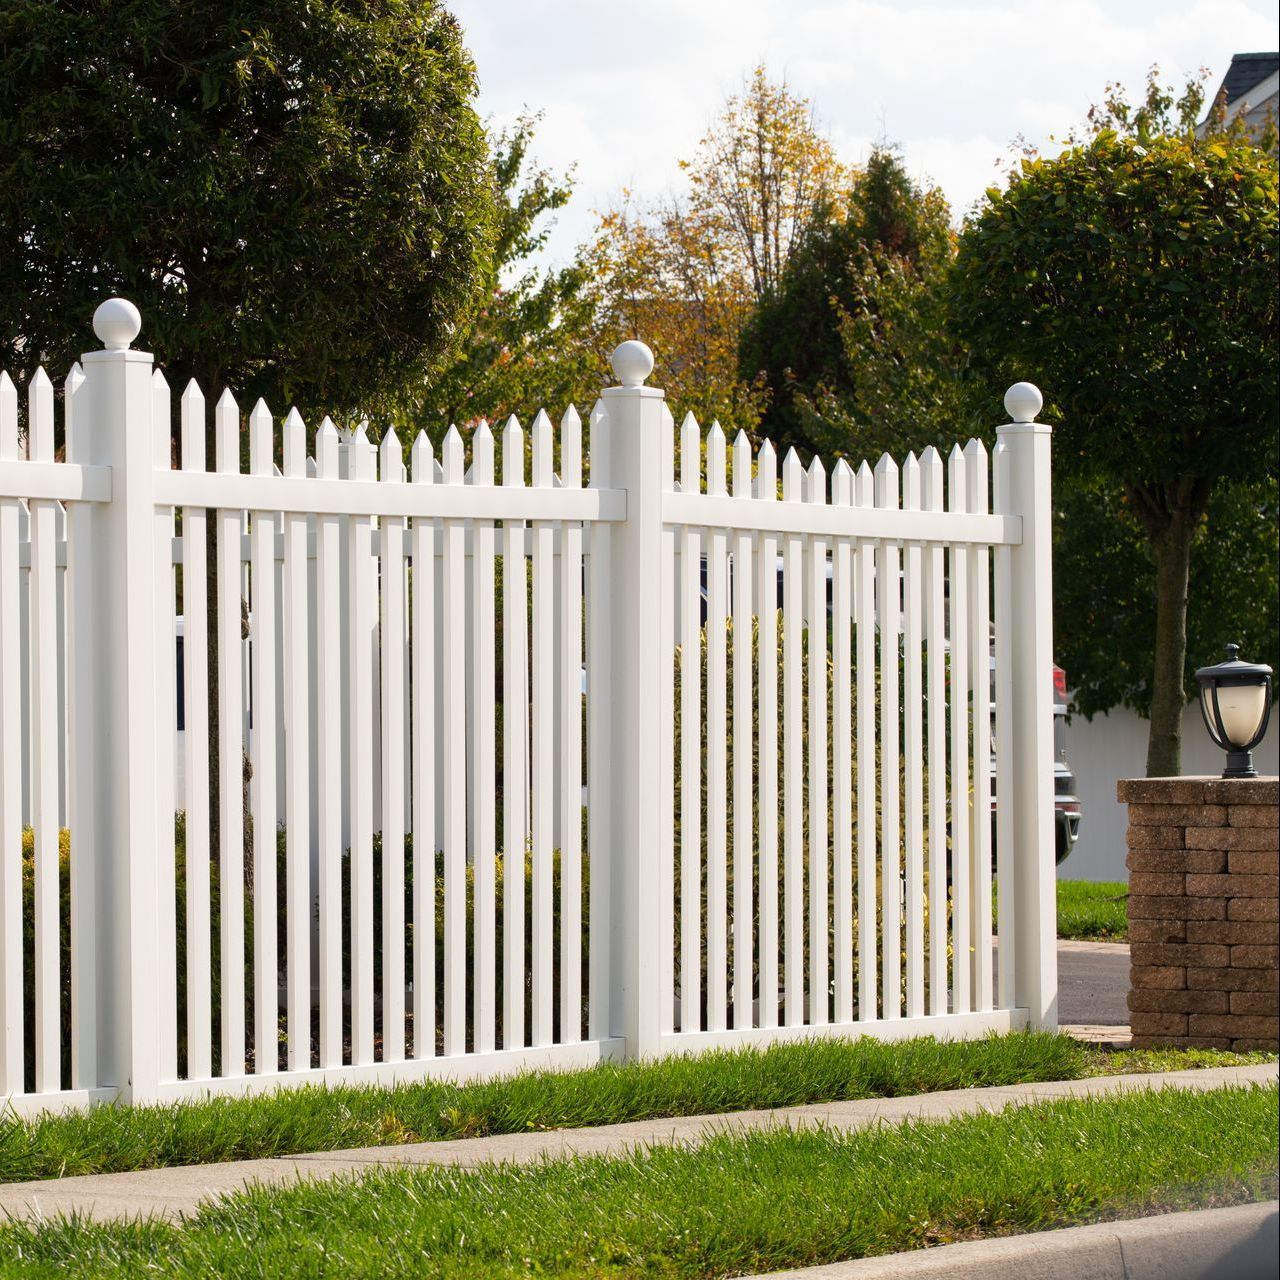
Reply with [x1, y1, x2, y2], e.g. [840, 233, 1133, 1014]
[1145, 509, 1197, 777]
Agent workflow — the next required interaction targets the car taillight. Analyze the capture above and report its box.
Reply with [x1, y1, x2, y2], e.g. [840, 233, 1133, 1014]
[1053, 665, 1067, 702]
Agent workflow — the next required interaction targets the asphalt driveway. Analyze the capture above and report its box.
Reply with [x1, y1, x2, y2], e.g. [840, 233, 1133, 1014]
[1057, 939, 1130, 1027]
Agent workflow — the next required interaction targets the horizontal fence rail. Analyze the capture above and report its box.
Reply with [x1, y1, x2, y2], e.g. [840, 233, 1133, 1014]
[0, 303, 1058, 1116]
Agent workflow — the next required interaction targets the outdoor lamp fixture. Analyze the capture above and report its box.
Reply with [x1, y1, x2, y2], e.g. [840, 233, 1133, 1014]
[1195, 644, 1273, 779]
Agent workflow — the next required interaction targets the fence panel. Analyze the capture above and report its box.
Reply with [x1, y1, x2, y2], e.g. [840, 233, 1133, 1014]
[0, 303, 1056, 1117]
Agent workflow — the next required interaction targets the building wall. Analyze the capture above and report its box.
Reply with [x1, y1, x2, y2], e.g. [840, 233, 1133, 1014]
[1062, 701, 1279, 883]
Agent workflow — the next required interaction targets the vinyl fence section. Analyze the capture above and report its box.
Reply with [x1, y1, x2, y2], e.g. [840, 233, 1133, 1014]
[0, 301, 1057, 1116]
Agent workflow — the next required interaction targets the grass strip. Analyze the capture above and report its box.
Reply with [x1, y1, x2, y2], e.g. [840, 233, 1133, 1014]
[1057, 879, 1129, 940]
[1, 1084, 1275, 1278]
[1, 1031, 1272, 1185]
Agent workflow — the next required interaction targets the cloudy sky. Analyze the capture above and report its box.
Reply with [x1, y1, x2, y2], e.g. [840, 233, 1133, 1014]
[454, 0, 1279, 268]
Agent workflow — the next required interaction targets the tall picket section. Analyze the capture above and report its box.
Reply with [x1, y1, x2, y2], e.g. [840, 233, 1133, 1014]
[0, 301, 1056, 1117]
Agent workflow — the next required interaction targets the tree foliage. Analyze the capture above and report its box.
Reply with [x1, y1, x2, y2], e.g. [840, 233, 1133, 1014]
[0, 0, 495, 430]
[950, 72, 1279, 773]
[410, 114, 603, 435]
[740, 147, 979, 460]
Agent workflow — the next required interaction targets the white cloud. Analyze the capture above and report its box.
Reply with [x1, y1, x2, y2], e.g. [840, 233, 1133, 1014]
[453, 0, 1279, 265]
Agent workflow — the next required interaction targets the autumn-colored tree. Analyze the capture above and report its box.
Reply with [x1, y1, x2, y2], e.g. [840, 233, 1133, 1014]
[588, 66, 847, 430]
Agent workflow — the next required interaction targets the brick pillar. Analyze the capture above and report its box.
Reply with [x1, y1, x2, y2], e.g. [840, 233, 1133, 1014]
[1120, 776, 1278, 1051]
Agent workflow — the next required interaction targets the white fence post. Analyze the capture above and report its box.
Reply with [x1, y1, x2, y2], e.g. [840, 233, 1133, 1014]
[78, 299, 163, 1101]
[599, 342, 666, 1059]
[996, 382, 1057, 1029]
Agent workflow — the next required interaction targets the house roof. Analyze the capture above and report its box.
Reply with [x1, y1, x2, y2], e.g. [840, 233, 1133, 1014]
[1218, 52, 1279, 106]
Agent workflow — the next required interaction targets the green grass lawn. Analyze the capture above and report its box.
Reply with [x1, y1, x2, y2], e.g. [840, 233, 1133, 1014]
[1057, 879, 1129, 940]
[2, 1032, 1270, 1185]
[1, 1084, 1274, 1278]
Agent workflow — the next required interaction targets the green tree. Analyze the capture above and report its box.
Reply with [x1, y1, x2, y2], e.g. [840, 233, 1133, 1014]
[1, 0, 496, 853]
[740, 148, 977, 460]
[0, 0, 495, 435]
[411, 114, 603, 434]
[950, 74, 1279, 775]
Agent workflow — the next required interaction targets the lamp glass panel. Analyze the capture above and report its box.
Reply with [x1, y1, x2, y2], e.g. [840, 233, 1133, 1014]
[1216, 683, 1267, 748]
[1200, 686, 1218, 743]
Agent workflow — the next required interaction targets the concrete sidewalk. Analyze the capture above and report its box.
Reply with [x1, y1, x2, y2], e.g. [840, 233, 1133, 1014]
[1, 1062, 1274, 1225]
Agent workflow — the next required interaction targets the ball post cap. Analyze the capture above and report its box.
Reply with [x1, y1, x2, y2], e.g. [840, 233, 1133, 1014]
[1004, 381, 1043, 424]
[93, 298, 142, 351]
[610, 340, 654, 388]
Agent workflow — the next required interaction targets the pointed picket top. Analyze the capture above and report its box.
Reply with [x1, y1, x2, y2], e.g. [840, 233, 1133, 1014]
[379, 426, 404, 483]
[214, 389, 240, 473]
[306, 456, 317, 478]
[282, 408, 306, 478]
[152, 369, 174, 469]
[531, 408, 553, 487]
[919, 446, 944, 510]
[26, 366, 54, 463]
[704, 420, 725, 496]
[0, 370, 18, 459]
[679, 411, 701, 493]
[502, 414, 524, 487]
[63, 363, 87, 461]
[781, 447, 803, 501]
[248, 398, 274, 476]
[180, 380, 206, 473]
[901, 452, 921, 511]
[963, 437, 989, 513]
[470, 419, 494, 484]
[806, 453, 827, 505]
[732, 429, 752, 498]
[947, 442, 968, 513]
[832, 457, 853, 505]
[315, 415, 340, 479]
[854, 459, 874, 507]
[561, 405, 583, 488]
[410, 429, 433, 484]
[442, 423, 464, 484]
[755, 438, 777, 500]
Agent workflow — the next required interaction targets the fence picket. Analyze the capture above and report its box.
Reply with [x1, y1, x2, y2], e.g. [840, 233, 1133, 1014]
[921, 448, 948, 1014]
[854, 461, 877, 1020]
[282, 409, 311, 1070]
[966, 439, 994, 1011]
[947, 444, 972, 1015]
[380, 428, 408, 1061]
[559, 407, 585, 1043]
[705, 422, 728, 1032]
[179, 383, 212, 1078]
[441, 426, 467, 1056]
[214, 389, 246, 1075]
[754, 440, 779, 1031]
[678, 412, 702, 1033]
[901, 454, 925, 1019]
[469, 422, 496, 1055]
[409, 432, 437, 1057]
[831, 460, 854, 1024]
[314, 420, 344, 1066]
[530, 411, 555, 1046]
[347, 426, 376, 1065]
[249, 400, 278, 1073]
[806, 455, 829, 1026]
[781, 448, 804, 1027]
[731, 430, 754, 1027]
[500, 416, 527, 1049]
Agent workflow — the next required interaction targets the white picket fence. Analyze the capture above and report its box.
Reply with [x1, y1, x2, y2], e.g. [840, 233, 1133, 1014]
[0, 301, 1058, 1116]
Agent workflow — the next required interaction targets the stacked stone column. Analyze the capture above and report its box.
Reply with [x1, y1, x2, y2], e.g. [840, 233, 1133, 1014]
[1121, 776, 1278, 1051]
